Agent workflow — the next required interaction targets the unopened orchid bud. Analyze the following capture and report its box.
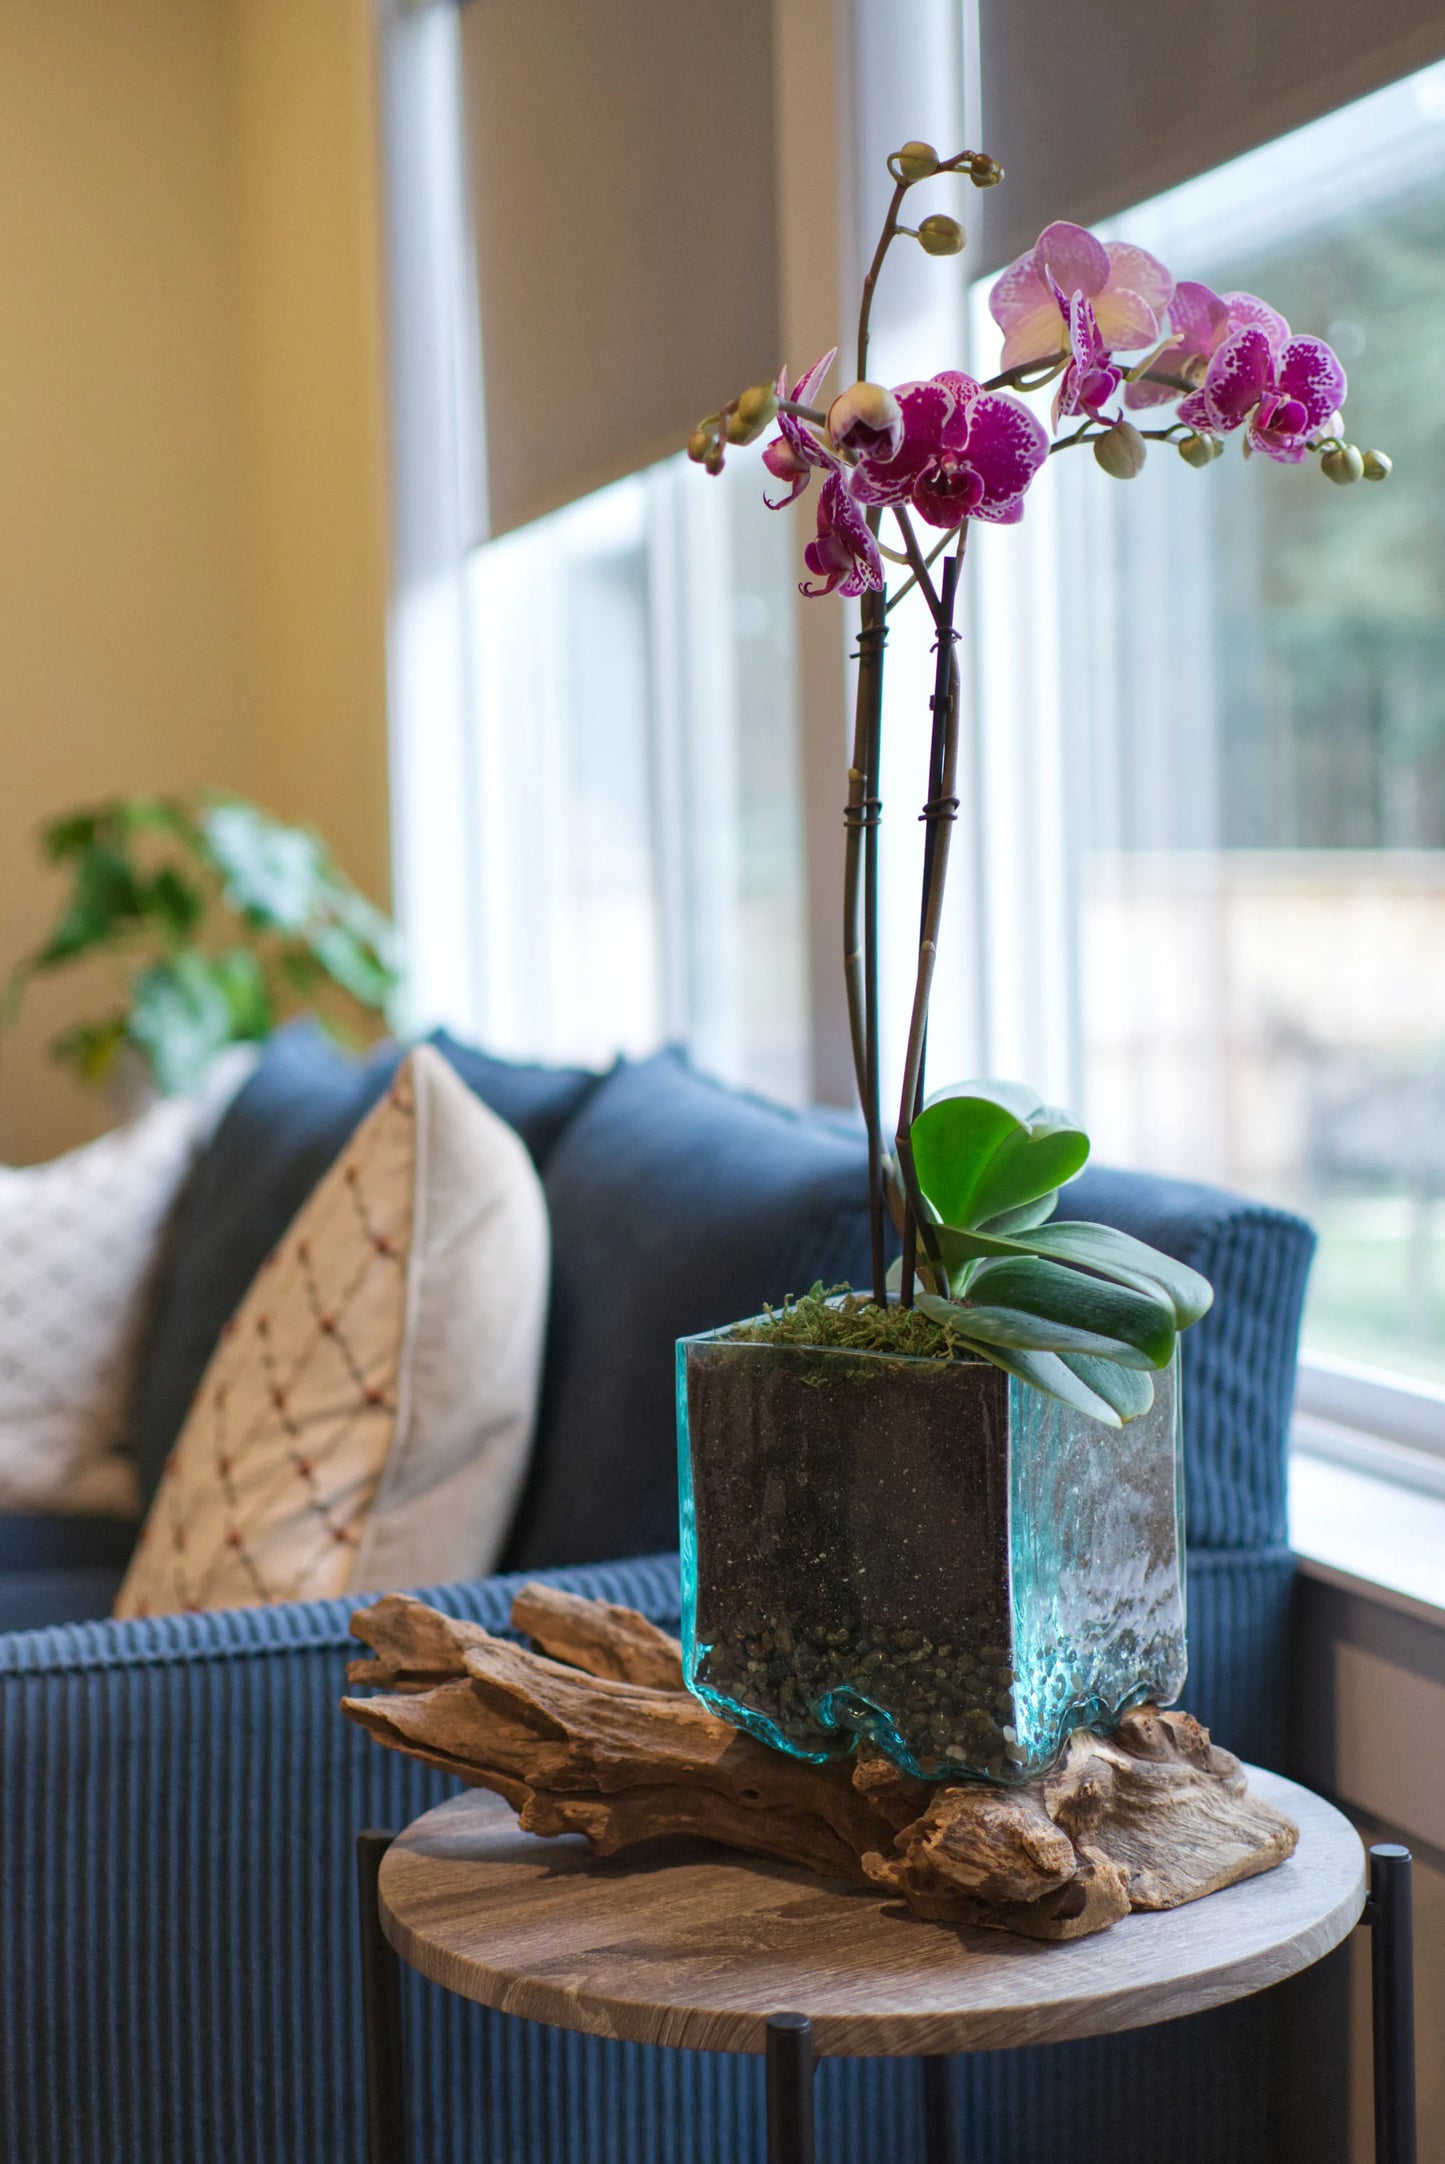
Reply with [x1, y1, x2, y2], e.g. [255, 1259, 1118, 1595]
[1177, 432, 1216, 470]
[1322, 444, 1365, 485]
[969, 153, 1003, 187]
[726, 384, 779, 445]
[917, 214, 965, 257]
[827, 381, 904, 460]
[1094, 420, 1147, 479]
[1362, 449, 1393, 482]
[895, 140, 939, 181]
[687, 425, 715, 464]
[703, 444, 726, 476]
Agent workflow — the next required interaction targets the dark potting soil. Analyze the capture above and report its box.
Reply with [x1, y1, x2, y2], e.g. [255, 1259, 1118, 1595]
[684, 1342, 1025, 1778]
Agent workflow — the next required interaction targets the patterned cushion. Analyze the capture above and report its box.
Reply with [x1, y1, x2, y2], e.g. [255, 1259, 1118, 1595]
[0, 1053, 254, 1518]
[114, 1045, 549, 1617]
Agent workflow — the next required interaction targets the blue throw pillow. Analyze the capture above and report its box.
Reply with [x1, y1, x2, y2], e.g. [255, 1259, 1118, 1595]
[128, 1020, 599, 1506]
[502, 1047, 880, 1570]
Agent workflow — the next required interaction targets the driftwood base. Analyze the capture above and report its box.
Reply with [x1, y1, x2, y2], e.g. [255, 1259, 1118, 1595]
[342, 1585, 1297, 1943]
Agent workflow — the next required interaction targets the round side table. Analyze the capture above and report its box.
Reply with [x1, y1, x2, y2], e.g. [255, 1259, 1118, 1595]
[357, 1768, 1417, 2164]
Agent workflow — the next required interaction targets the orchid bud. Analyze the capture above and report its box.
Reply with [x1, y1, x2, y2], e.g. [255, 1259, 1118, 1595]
[703, 443, 726, 476]
[917, 214, 965, 257]
[687, 425, 715, 464]
[1094, 420, 1147, 480]
[969, 153, 1003, 187]
[1362, 449, 1393, 482]
[726, 384, 779, 444]
[895, 140, 939, 181]
[1177, 432, 1216, 470]
[827, 381, 904, 460]
[1322, 444, 1365, 485]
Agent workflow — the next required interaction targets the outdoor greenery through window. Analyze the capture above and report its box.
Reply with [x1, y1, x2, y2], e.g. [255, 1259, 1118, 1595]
[966, 62, 1445, 1391]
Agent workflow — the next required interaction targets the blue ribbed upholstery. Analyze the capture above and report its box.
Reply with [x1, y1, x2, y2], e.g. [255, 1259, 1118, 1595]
[0, 1546, 1294, 2164]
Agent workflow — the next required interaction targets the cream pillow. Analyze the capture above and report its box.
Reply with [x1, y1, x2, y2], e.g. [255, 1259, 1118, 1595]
[114, 1044, 549, 1617]
[0, 1049, 256, 1517]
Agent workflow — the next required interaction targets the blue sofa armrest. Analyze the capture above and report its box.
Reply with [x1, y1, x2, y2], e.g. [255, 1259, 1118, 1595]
[0, 1555, 683, 2164]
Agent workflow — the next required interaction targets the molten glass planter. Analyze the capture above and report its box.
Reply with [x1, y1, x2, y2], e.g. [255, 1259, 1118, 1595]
[678, 1328, 1186, 1784]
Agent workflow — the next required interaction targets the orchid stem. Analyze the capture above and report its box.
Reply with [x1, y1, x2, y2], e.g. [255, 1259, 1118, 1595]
[896, 543, 963, 1306]
[891, 505, 945, 626]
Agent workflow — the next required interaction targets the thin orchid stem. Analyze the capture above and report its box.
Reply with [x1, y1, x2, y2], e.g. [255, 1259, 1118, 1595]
[885, 531, 953, 615]
[857, 179, 908, 380]
[891, 505, 945, 626]
[777, 398, 828, 425]
[895, 542, 965, 1304]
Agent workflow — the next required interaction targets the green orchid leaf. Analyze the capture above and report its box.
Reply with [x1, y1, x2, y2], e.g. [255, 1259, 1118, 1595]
[964, 1255, 1177, 1368]
[910, 1080, 1090, 1231]
[1058, 1353, 1156, 1422]
[927, 1217, 1213, 1328]
[1024, 1222, 1213, 1327]
[975, 1192, 1059, 1237]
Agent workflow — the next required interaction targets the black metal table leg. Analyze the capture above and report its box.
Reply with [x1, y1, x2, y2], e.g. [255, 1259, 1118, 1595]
[1364, 1844, 1417, 2164]
[922, 2053, 956, 2162]
[357, 1830, 409, 2164]
[767, 2012, 815, 2164]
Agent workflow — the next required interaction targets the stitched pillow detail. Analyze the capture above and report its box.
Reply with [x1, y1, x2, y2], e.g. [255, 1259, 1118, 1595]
[114, 1045, 549, 1616]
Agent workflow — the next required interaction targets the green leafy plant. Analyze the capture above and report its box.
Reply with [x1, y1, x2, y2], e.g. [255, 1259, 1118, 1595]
[5, 794, 400, 1096]
[896, 1080, 1212, 1425]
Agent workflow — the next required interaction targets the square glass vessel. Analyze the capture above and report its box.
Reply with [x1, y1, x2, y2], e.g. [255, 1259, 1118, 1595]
[678, 1328, 1186, 1784]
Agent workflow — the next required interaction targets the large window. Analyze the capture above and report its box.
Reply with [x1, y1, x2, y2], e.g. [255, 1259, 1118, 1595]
[962, 60, 1445, 1396]
[464, 456, 810, 1105]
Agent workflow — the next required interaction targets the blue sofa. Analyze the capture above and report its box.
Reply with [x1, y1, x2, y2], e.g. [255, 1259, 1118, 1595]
[0, 1030, 1314, 2164]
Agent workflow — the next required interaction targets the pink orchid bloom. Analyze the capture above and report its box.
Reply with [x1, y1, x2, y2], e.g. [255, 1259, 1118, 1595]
[826, 381, 905, 461]
[1176, 320, 1346, 463]
[849, 371, 1049, 530]
[1052, 288, 1123, 426]
[801, 470, 884, 597]
[761, 350, 837, 507]
[989, 222, 1174, 373]
[1125, 285, 1290, 410]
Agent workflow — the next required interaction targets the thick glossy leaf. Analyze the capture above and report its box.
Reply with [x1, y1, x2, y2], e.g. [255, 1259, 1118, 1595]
[965, 1255, 1177, 1367]
[1025, 1222, 1213, 1327]
[929, 1217, 1213, 1327]
[909, 1089, 1029, 1227]
[910, 1081, 1090, 1232]
[939, 1302, 1159, 1367]
[915, 1298, 1126, 1426]
[1058, 1353, 1156, 1422]
[976, 1192, 1059, 1237]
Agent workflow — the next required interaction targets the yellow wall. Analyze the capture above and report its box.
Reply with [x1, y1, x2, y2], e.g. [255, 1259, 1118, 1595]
[0, 0, 391, 1165]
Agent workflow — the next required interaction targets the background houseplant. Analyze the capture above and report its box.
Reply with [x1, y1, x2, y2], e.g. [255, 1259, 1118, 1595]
[4, 792, 399, 1103]
[678, 135, 1386, 1780]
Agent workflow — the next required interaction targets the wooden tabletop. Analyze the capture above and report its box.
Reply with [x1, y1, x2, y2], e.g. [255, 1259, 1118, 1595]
[377, 1768, 1364, 2058]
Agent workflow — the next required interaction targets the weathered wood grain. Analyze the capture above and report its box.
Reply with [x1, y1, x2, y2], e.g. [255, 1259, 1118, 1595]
[342, 1590, 1303, 1941]
[374, 1776, 1366, 2057]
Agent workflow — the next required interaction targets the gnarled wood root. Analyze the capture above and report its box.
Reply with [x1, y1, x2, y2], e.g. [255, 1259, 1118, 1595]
[342, 1586, 1297, 1942]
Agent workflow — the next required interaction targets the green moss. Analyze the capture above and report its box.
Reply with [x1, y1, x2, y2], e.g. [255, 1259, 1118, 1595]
[726, 1283, 980, 1363]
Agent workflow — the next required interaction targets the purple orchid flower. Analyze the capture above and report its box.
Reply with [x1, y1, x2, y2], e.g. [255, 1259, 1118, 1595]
[801, 470, 885, 597]
[761, 349, 838, 507]
[1052, 287, 1124, 425]
[1176, 320, 1346, 463]
[1125, 284, 1291, 410]
[849, 372, 1049, 530]
[989, 222, 1174, 374]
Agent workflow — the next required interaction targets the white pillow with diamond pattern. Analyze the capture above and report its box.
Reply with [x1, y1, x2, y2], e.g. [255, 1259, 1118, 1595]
[114, 1044, 549, 1616]
[0, 1048, 256, 1517]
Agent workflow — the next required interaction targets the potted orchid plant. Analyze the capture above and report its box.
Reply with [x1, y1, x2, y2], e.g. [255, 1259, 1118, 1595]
[676, 139, 1388, 1785]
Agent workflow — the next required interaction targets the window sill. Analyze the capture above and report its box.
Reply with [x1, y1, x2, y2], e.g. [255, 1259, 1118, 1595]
[1289, 1443, 1445, 1628]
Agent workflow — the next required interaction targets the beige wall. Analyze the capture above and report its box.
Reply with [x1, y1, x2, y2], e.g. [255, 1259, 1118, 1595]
[0, 0, 391, 1166]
